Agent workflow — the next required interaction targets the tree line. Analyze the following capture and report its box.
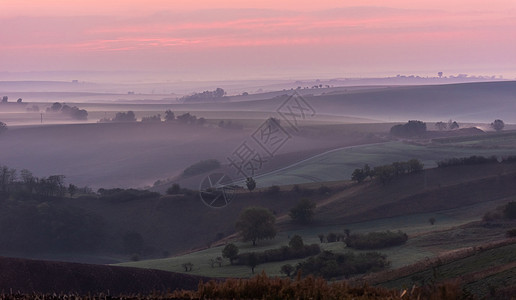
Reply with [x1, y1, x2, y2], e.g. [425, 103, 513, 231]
[351, 159, 424, 184]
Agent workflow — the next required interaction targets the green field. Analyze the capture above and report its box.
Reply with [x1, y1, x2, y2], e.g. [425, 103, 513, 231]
[253, 139, 516, 187]
[116, 195, 512, 278]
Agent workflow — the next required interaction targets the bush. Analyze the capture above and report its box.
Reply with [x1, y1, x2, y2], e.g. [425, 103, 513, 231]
[437, 155, 498, 168]
[296, 250, 389, 279]
[235, 244, 320, 265]
[345, 230, 408, 250]
[289, 198, 316, 225]
[182, 159, 221, 177]
[390, 120, 427, 137]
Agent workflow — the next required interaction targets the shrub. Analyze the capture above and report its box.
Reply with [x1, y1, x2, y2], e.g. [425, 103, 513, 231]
[289, 198, 316, 225]
[345, 230, 408, 250]
[235, 244, 320, 265]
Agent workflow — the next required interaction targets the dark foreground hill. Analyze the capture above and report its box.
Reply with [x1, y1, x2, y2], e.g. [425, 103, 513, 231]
[0, 256, 209, 295]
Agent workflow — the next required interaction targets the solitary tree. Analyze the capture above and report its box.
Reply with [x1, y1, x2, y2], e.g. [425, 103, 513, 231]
[491, 119, 505, 132]
[289, 198, 316, 224]
[164, 110, 175, 122]
[280, 264, 295, 277]
[68, 184, 77, 198]
[289, 235, 304, 250]
[236, 206, 277, 246]
[351, 168, 367, 183]
[247, 252, 258, 274]
[222, 243, 239, 264]
[0, 122, 7, 135]
[245, 177, 256, 192]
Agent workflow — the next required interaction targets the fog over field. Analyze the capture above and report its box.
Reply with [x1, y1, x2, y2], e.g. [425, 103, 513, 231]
[2, 1, 516, 297]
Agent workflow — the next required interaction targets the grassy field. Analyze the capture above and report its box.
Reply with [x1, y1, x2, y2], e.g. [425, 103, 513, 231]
[253, 137, 516, 187]
[379, 243, 516, 297]
[116, 194, 514, 278]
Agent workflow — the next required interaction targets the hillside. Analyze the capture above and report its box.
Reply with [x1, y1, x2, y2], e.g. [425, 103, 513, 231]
[0, 256, 209, 295]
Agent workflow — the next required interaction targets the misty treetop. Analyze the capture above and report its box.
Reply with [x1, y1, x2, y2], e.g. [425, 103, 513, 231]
[180, 88, 226, 103]
[46, 102, 88, 120]
[390, 120, 427, 137]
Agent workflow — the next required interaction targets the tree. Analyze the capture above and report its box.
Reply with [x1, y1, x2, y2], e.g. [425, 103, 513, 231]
[448, 120, 459, 130]
[435, 121, 447, 131]
[222, 243, 239, 265]
[0, 122, 7, 135]
[289, 235, 304, 250]
[351, 168, 367, 183]
[236, 206, 277, 246]
[247, 252, 258, 274]
[181, 262, 194, 272]
[491, 119, 505, 132]
[280, 264, 295, 277]
[245, 177, 256, 192]
[289, 198, 316, 224]
[164, 110, 175, 122]
[166, 183, 181, 195]
[408, 159, 424, 173]
[429, 217, 436, 225]
[68, 184, 77, 198]
[390, 120, 427, 137]
[438, 72, 443, 78]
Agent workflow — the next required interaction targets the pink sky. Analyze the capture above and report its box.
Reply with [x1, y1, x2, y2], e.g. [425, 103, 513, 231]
[1, 0, 515, 81]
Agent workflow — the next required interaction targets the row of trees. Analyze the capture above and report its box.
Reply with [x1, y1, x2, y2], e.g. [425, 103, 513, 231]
[180, 88, 226, 103]
[47, 102, 88, 120]
[0, 165, 77, 200]
[99, 110, 206, 126]
[390, 120, 427, 137]
[435, 120, 459, 131]
[351, 159, 424, 184]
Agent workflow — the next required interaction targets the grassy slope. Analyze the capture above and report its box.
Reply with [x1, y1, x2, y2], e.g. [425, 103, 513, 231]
[118, 162, 516, 279]
[253, 132, 516, 187]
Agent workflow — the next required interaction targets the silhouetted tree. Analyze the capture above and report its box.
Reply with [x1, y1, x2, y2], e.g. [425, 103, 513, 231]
[0, 122, 7, 135]
[164, 110, 175, 121]
[289, 235, 304, 250]
[236, 206, 277, 246]
[448, 120, 459, 130]
[68, 184, 77, 198]
[280, 264, 295, 277]
[289, 198, 316, 224]
[247, 252, 258, 274]
[222, 243, 239, 264]
[245, 177, 256, 192]
[491, 119, 505, 132]
[435, 122, 447, 131]
[351, 168, 367, 183]
[390, 120, 427, 137]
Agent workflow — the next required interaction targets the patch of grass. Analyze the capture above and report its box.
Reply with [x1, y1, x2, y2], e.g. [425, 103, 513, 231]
[254, 141, 516, 187]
